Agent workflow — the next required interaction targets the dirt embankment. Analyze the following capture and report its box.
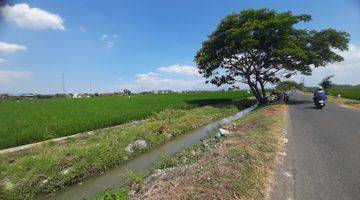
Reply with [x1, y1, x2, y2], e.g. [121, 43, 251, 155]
[129, 105, 287, 200]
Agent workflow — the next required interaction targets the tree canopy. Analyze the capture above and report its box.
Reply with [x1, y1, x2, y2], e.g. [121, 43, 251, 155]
[276, 81, 304, 92]
[195, 9, 349, 103]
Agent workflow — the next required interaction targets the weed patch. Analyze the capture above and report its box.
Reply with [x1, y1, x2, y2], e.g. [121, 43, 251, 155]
[92, 188, 129, 200]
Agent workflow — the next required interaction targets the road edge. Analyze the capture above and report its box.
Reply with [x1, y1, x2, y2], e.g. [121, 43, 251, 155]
[269, 105, 295, 200]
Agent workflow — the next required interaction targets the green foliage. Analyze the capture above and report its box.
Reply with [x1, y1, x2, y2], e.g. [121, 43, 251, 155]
[156, 138, 216, 170]
[156, 154, 178, 169]
[195, 8, 349, 103]
[92, 188, 128, 200]
[276, 81, 303, 92]
[0, 91, 250, 149]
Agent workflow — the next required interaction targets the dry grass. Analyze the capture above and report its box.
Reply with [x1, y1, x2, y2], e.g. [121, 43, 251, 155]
[131, 105, 287, 200]
[327, 96, 360, 110]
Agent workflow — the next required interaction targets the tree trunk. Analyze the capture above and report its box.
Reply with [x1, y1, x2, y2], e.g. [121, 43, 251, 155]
[248, 82, 260, 100]
[259, 80, 267, 100]
[247, 80, 267, 104]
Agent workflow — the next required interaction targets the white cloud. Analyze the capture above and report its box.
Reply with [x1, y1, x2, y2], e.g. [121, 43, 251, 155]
[136, 72, 158, 82]
[334, 44, 360, 60]
[0, 41, 27, 54]
[118, 70, 207, 92]
[79, 27, 86, 32]
[106, 41, 115, 48]
[118, 62, 233, 92]
[292, 44, 360, 86]
[0, 70, 31, 84]
[120, 84, 141, 90]
[101, 33, 119, 48]
[101, 34, 108, 40]
[0, 58, 8, 65]
[1, 3, 65, 30]
[139, 72, 158, 77]
[157, 64, 199, 76]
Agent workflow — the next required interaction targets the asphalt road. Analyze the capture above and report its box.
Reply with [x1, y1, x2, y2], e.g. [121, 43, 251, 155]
[271, 92, 360, 200]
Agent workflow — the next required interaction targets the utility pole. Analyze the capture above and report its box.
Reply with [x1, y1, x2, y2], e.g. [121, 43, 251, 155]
[90, 81, 93, 94]
[62, 72, 66, 94]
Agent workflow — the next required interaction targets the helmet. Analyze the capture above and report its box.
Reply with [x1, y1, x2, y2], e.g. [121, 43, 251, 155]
[317, 86, 323, 90]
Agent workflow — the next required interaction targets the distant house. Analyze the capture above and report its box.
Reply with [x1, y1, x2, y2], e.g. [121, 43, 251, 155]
[54, 93, 68, 98]
[153, 90, 173, 94]
[20, 93, 35, 99]
[0, 94, 9, 99]
[181, 90, 207, 94]
[160, 90, 173, 94]
[72, 93, 91, 98]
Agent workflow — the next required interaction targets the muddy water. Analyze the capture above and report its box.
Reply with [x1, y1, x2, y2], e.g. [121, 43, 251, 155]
[51, 105, 256, 200]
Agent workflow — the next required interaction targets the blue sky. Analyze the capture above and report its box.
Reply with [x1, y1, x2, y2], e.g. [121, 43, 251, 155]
[0, 0, 359, 94]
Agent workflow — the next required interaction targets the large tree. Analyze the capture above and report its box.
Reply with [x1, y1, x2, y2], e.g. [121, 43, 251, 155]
[195, 9, 349, 104]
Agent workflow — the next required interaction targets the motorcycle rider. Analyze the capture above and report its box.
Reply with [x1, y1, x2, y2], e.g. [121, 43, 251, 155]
[313, 86, 327, 103]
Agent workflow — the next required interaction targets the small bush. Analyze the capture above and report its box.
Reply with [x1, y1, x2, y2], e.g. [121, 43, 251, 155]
[92, 188, 128, 200]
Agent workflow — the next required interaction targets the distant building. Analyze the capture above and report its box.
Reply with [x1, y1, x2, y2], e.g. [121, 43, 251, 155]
[158, 90, 173, 94]
[151, 90, 173, 94]
[20, 93, 35, 99]
[72, 93, 91, 98]
[54, 93, 68, 98]
[181, 90, 207, 94]
[0, 94, 9, 99]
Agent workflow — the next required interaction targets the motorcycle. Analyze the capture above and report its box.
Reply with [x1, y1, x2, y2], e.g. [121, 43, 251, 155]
[314, 97, 325, 109]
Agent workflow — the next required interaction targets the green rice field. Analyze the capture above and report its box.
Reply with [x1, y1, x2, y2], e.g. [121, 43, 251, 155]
[328, 88, 360, 101]
[0, 91, 250, 149]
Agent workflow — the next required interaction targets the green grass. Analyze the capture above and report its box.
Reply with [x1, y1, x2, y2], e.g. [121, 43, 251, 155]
[0, 91, 250, 149]
[328, 88, 360, 101]
[91, 188, 129, 200]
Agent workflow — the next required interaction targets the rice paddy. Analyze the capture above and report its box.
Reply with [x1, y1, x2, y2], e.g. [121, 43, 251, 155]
[328, 88, 360, 101]
[0, 91, 250, 149]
